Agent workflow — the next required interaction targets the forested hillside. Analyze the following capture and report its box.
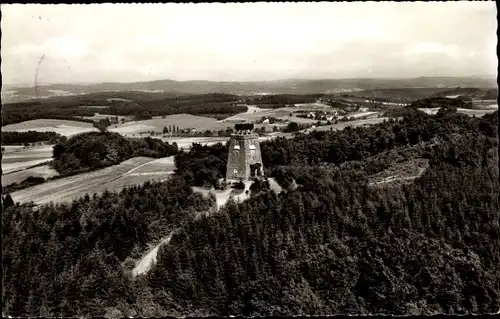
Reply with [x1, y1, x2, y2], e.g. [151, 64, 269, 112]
[152, 111, 499, 315]
[2, 177, 214, 317]
[2, 93, 244, 126]
[2, 110, 498, 317]
[152, 131, 499, 315]
[410, 97, 473, 109]
[1, 101, 96, 126]
[431, 87, 498, 100]
[175, 109, 496, 185]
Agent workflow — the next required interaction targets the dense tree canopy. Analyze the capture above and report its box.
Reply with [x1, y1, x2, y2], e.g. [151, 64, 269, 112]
[149, 112, 499, 316]
[2, 101, 96, 126]
[2, 131, 65, 145]
[173, 111, 498, 189]
[2, 177, 214, 317]
[410, 97, 473, 109]
[174, 143, 229, 188]
[2, 109, 498, 317]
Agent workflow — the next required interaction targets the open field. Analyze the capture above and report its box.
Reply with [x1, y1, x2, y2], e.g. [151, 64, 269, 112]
[231, 103, 380, 126]
[109, 114, 233, 135]
[2, 119, 98, 137]
[2, 145, 26, 153]
[457, 108, 498, 117]
[223, 105, 317, 124]
[2, 145, 54, 174]
[295, 102, 331, 108]
[2, 165, 59, 186]
[342, 111, 380, 119]
[10, 156, 176, 205]
[2, 160, 52, 175]
[472, 99, 498, 109]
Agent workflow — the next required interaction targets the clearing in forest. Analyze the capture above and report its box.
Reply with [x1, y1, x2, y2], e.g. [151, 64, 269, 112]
[368, 158, 430, 187]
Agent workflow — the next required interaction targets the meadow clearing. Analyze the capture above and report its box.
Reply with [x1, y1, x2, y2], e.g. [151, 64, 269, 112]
[368, 158, 430, 187]
[2, 165, 59, 186]
[222, 105, 318, 124]
[2, 145, 54, 174]
[10, 156, 176, 205]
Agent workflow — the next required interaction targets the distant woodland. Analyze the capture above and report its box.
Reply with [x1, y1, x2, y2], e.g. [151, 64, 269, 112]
[244, 94, 323, 108]
[410, 97, 473, 109]
[431, 87, 498, 100]
[1, 93, 244, 126]
[2, 108, 498, 316]
[2, 88, 496, 126]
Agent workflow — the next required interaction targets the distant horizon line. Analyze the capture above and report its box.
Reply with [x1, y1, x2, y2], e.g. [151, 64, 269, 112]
[3, 74, 497, 87]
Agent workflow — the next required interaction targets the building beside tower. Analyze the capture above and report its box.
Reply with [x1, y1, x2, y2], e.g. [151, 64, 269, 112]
[225, 123, 264, 181]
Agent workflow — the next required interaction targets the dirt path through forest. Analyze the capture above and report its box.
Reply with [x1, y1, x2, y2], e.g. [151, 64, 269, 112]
[131, 181, 254, 278]
[131, 234, 173, 277]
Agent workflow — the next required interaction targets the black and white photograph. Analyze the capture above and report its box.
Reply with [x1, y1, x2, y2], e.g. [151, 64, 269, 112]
[1, 2, 498, 317]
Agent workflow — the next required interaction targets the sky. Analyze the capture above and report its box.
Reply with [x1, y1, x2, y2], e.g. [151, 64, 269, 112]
[1, 2, 497, 84]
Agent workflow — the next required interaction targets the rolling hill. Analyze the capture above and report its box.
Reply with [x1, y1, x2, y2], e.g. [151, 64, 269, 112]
[3, 76, 497, 103]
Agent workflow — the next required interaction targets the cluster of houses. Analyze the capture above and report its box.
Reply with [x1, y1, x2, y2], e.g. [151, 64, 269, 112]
[298, 110, 338, 121]
[298, 105, 371, 121]
[363, 100, 409, 107]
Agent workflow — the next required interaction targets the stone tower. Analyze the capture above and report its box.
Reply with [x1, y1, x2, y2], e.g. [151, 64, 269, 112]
[226, 123, 264, 181]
